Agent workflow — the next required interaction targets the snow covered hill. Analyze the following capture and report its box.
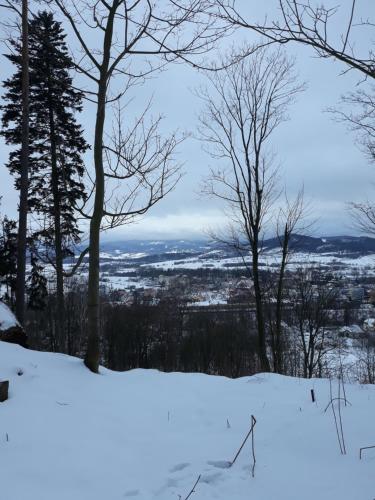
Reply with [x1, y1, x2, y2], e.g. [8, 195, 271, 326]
[0, 341, 374, 500]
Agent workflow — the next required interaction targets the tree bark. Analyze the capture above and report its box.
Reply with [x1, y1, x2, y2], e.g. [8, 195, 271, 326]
[84, 4, 116, 373]
[15, 0, 29, 325]
[84, 79, 106, 373]
[47, 90, 64, 351]
[252, 245, 270, 372]
[272, 226, 289, 373]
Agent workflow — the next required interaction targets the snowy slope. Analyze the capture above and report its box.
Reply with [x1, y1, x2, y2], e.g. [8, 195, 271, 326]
[0, 341, 374, 500]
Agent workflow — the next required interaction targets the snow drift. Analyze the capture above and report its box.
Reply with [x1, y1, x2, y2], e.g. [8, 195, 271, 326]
[0, 341, 374, 500]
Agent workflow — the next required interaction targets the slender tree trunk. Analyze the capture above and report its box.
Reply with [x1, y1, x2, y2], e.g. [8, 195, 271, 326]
[84, 77, 106, 373]
[273, 227, 289, 373]
[252, 246, 270, 372]
[15, 0, 29, 325]
[84, 4, 116, 372]
[47, 94, 64, 351]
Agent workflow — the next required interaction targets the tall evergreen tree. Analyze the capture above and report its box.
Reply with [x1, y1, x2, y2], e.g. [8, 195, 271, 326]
[0, 215, 18, 307]
[1, 10, 88, 349]
[27, 254, 48, 311]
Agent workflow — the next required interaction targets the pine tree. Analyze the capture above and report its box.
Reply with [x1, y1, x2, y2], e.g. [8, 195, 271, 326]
[1, 10, 88, 349]
[0, 216, 18, 307]
[27, 254, 48, 310]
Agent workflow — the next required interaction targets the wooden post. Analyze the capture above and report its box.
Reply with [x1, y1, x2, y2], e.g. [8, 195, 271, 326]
[0, 381, 9, 402]
[310, 389, 315, 403]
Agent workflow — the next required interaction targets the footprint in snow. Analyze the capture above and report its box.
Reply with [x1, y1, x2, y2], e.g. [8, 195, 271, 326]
[207, 460, 231, 469]
[200, 472, 224, 485]
[123, 490, 139, 497]
[169, 462, 190, 473]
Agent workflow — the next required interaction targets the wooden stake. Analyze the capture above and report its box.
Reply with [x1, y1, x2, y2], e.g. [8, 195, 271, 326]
[0, 381, 9, 403]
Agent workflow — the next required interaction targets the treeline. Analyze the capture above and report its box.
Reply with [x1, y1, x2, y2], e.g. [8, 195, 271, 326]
[0, 11, 88, 352]
[21, 270, 375, 384]
[25, 285, 259, 377]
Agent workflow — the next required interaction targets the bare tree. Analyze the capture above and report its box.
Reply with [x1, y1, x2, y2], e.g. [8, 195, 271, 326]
[332, 88, 375, 162]
[51, 0, 224, 372]
[213, 2, 375, 173]
[212, 1, 375, 80]
[349, 199, 375, 236]
[198, 47, 303, 372]
[267, 193, 305, 373]
[291, 266, 337, 378]
[341, 88, 375, 233]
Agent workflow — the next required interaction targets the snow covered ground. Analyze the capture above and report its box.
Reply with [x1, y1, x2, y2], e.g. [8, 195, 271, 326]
[143, 250, 375, 274]
[0, 341, 374, 500]
[0, 302, 18, 330]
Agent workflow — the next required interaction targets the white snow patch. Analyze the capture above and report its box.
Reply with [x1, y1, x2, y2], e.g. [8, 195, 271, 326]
[0, 342, 374, 500]
[0, 302, 19, 330]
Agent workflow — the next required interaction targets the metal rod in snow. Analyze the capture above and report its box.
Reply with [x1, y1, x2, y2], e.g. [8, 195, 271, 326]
[230, 415, 257, 467]
[338, 375, 347, 455]
[359, 445, 375, 460]
[251, 415, 256, 477]
[329, 378, 344, 455]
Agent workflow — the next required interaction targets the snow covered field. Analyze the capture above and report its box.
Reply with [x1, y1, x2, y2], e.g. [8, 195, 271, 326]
[0, 341, 374, 500]
[143, 250, 375, 274]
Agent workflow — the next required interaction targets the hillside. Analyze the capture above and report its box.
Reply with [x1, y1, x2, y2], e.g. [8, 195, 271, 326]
[98, 235, 375, 260]
[263, 234, 375, 256]
[0, 341, 374, 499]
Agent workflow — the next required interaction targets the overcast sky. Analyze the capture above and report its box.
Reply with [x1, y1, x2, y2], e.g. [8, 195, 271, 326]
[0, 0, 373, 241]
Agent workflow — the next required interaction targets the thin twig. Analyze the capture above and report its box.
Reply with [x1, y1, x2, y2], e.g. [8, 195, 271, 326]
[337, 376, 347, 454]
[329, 378, 344, 454]
[339, 354, 348, 406]
[324, 398, 351, 413]
[251, 415, 256, 477]
[183, 475, 201, 500]
[230, 415, 257, 467]
[359, 445, 375, 460]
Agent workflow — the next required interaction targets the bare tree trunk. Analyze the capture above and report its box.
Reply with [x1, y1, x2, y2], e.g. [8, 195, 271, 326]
[252, 247, 270, 372]
[84, 7, 116, 373]
[84, 82, 106, 373]
[15, 0, 29, 325]
[273, 226, 289, 373]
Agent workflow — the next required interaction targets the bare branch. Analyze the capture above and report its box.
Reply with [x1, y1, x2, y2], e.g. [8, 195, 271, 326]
[213, 1, 375, 80]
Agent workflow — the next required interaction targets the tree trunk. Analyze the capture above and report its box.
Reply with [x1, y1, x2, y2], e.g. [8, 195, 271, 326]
[48, 94, 64, 352]
[84, 4, 116, 372]
[252, 247, 270, 372]
[273, 227, 289, 373]
[84, 79, 105, 373]
[15, 0, 29, 325]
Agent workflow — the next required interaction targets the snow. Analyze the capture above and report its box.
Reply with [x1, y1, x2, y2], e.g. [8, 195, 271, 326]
[99, 252, 148, 260]
[0, 302, 19, 330]
[142, 249, 375, 273]
[0, 341, 374, 500]
[363, 318, 375, 331]
[101, 275, 153, 290]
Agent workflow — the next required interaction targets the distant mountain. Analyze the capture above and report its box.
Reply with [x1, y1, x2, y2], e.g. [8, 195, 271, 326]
[263, 234, 375, 256]
[100, 239, 211, 254]
[96, 235, 375, 262]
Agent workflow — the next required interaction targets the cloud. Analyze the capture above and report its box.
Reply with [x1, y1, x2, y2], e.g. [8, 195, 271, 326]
[102, 211, 227, 240]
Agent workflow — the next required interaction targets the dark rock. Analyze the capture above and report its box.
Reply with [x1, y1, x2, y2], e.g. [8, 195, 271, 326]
[0, 325, 28, 348]
[0, 301, 28, 348]
[0, 380, 9, 403]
